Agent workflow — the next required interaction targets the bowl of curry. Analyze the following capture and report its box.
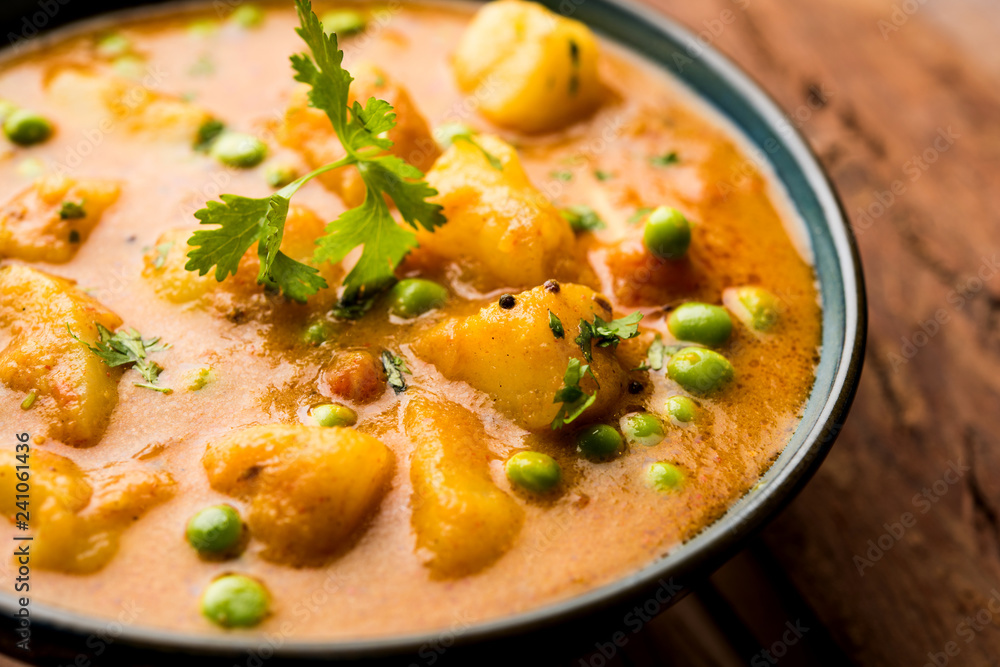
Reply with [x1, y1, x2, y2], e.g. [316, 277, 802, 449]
[0, 0, 865, 662]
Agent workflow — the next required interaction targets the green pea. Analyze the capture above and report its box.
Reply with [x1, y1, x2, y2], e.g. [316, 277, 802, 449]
[231, 4, 265, 28]
[321, 9, 367, 36]
[210, 132, 267, 168]
[303, 321, 331, 345]
[186, 505, 242, 555]
[667, 302, 732, 346]
[310, 403, 357, 427]
[731, 286, 780, 331]
[647, 462, 684, 491]
[664, 395, 697, 423]
[3, 109, 53, 146]
[642, 206, 690, 260]
[666, 347, 734, 394]
[387, 278, 448, 318]
[621, 413, 665, 447]
[266, 163, 298, 188]
[201, 574, 269, 628]
[505, 451, 561, 494]
[576, 424, 623, 460]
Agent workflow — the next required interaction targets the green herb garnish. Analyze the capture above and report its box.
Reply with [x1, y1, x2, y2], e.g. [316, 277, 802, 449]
[381, 350, 410, 394]
[650, 151, 679, 167]
[69, 323, 170, 392]
[184, 0, 445, 306]
[560, 205, 605, 233]
[435, 123, 502, 171]
[551, 358, 597, 429]
[628, 207, 654, 225]
[550, 170, 573, 182]
[575, 311, 642, 362]
[59, 201, 86, 220]
[594, 169, 614, 181]
[548, 310, 564, 339]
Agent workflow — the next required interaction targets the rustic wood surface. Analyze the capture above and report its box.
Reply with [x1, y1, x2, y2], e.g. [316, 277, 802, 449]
[636, 0, 1000, 665]
[2, 0, 998, 666]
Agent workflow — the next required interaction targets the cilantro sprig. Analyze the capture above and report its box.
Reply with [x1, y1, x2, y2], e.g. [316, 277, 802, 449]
[185, 0, 445, 305]
[552, 358, 598, 429]
[575, 311, 643, 362]
[381, 350, 410, 394]
[69, 324, 171, 393]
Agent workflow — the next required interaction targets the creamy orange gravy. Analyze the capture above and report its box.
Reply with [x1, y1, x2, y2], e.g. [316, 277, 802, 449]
[0, 2, 821, 637]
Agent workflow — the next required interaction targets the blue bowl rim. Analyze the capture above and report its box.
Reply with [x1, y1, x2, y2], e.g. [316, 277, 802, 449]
[0, 0, 866, 658]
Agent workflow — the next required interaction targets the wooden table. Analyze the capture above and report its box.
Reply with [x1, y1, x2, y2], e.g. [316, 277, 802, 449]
[1, 1, 997, 666]
[596, 0, 1000, 664]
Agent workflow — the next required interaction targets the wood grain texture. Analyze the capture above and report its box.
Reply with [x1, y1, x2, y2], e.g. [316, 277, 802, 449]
[637, 0, 1000, 664]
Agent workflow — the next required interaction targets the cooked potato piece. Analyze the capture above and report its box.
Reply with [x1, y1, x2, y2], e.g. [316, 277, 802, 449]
[280, 64, 439, 206]
[414, 135, 576, 290]
[0, 175, 120, 263]
[46, 67, 212, 143]
[405, 396, 524, 578]
[0, 265, 124, 446]
[202, 424, 393, 565]
[413, 283, 627, 430]
[0, 449, 174, 573]
[453, 0, 602, 133]
[144, 205, 338, 305]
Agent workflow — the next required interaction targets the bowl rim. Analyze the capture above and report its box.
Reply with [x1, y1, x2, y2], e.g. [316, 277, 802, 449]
[0, 0, 866, 658]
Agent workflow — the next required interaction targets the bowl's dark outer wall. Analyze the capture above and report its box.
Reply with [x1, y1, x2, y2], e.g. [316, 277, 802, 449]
[0, 0, 866, 665]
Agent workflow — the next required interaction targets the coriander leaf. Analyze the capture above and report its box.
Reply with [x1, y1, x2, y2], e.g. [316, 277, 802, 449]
[551, 170, 573, 182]
[260, 251, 327, 303]
[153, 240, 175, 269]
[551, 358, 598, 429]
[650, 151, 679, 167]
[644, 334, 666, 371]
[548, 310, 564, 339]
[575, 319, 594, 362]
[561, 205, 605, 233]
[69, 323, 170, 391]
[186, 195, 271, 281]
[594, 169, 615, 181]
[381, 349, 410, 394]
[433, 123, 502, 170]
[362, 157, 446, 232]
[59, 201, 86, 220]
[594, 311, 642, 341]
[575, 311, 643, 361]
[314, 186, 417, 302]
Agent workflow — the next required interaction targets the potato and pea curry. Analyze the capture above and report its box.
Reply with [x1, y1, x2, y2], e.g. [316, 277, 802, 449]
[0, 0, 821, 637]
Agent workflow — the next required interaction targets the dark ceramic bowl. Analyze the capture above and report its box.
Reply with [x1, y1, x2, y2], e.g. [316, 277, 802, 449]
[0, 0, 866, 664]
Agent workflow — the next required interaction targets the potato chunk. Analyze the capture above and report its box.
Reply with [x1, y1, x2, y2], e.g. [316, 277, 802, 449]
[414, 135, 576, 290]
[453, 0, 603, 133]
[280, 64, 439, 206]
[47, 67, 212, 143]
[0, 449, 174, 573]
[143, 205, 338, 305]
[0, 175, 120, 263]
[0, 265, 123, 446]
[405, 396, 524, 578]
[413, 283, 627, 430]
[202, 424, 393, 565]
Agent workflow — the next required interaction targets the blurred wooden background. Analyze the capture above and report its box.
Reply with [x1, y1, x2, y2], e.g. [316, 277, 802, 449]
[3, 0, 1000, 665]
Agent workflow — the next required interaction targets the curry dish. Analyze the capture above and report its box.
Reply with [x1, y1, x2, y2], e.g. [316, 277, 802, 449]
[0, 0, 821, 637]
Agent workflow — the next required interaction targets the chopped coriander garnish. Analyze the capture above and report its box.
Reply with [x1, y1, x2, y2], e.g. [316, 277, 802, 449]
[20, 391, 37, 411]
[560, 205, 605, 233]
[185, 0, 446, 306]
[594, 169, 615, 181]
[434, 123, 502, 170]
[381, 350, 410, 394]
[637, 334, 684, 371]
[69, 323, 170, 392]
[548, 310, 564, 339]
[194, 118, 225, 152]
[628, 207, 654, 225]
[650, 151, 680, 167]
[550, 170, 573, 182]
[153, 241, 175, 269]
[575, 311, 643, 362]
[551, 358, 597, 429]
[59, 201, 86, 220]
